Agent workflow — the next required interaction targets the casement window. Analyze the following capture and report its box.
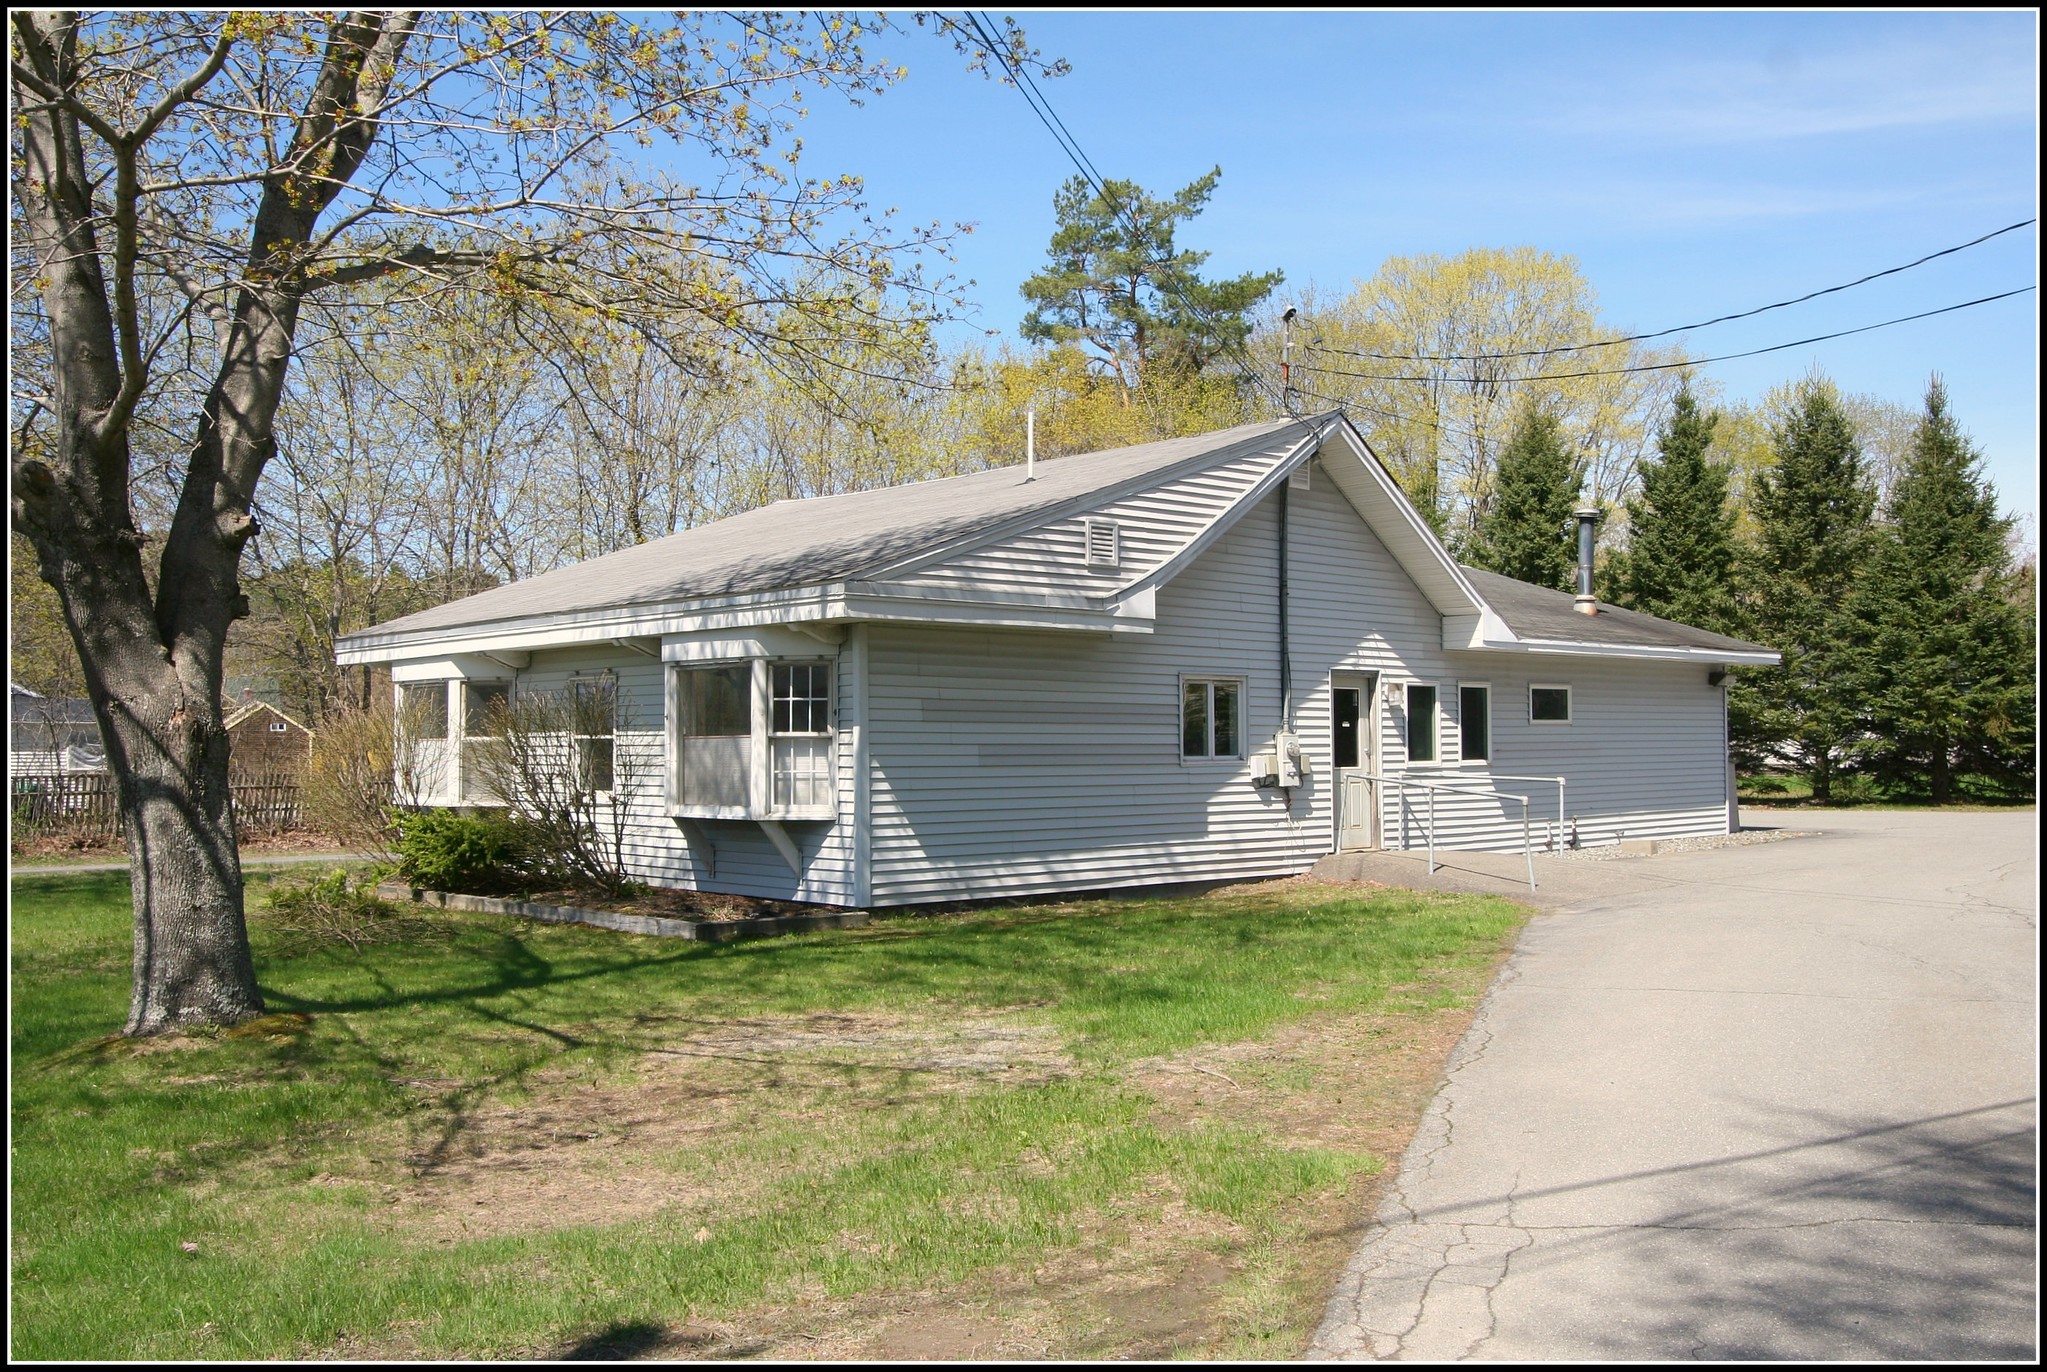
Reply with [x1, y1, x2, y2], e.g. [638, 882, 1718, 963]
[1459, 684, 1491, 763]
[573, 677, 616, 793]
[1405, 683, 1439, 763]
[670, 659, 835, 819]
[1181, 677, 1244, 759]
[461, 681, 511, 801]
[1530, 684, 1573, 724]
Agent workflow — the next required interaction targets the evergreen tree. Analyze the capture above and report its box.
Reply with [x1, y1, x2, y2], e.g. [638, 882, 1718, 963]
[1855, 379, 2034, 801]
[1745, 379, 1876, 801]
[1466, 406, 1581, 590]
[1612, 384, 1742, 634]
[1019, 168, 1282, 398]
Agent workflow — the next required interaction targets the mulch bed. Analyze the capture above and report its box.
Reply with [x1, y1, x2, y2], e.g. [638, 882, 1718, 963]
[506, 885, 841, 924]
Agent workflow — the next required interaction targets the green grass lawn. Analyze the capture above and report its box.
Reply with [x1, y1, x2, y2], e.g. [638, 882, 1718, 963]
[11, 869, 1523, 1360]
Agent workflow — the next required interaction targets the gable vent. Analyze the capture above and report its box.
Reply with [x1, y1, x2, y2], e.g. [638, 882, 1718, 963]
[1289, 462, 1312, 492]
[1083, 518, 1121, 570]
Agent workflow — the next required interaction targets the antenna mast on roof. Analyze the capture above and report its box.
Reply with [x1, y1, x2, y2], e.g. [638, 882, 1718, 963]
[1025, 408, 1036, 482]
[1280, 307, 1301, 418]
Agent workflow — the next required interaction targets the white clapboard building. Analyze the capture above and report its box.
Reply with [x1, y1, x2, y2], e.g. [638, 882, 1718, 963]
[338, 413, 1777, 906]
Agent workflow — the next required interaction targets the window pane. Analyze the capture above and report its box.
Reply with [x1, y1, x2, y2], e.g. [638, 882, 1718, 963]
[682, 666, 750, 736]
[573, 679, 615, 738]
[1531, 686, 1571, 722]
[1212, 681, 1240, 757]
[401, 683, 448, 739]
[680, 736, 749, 807]
[1332, 688, 1360, 769]
[1182, 682, 1209, 757]
[465, 682, 509, 737]
[773, 737, 831, 810]
[772, 663, 828, 735]
[1407, 685, 1437, 762]
[1460, 686, 1490, 762]
[579, 737, 614, 792]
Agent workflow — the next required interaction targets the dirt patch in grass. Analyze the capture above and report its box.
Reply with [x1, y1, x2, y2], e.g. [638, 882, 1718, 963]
[516, 979, 1498, 1361]
[376, 1009, 1070, 1243]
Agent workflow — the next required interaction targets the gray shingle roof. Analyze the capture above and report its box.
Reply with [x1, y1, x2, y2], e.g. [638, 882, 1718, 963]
[1459, 565, 1772, 655]
[356, 416, 1326, 639]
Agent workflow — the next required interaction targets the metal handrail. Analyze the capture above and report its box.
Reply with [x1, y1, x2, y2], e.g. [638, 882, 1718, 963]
[1380, 773, 1538, 892]
[1391, 767, 1566, 851]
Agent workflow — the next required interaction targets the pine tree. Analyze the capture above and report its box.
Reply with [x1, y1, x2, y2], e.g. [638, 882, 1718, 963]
[1466, 406, 1581, 590]
[1612, 384, 1742, 634]
[1745, 379, 1876, 802]
[1855, 379, 2033, 801]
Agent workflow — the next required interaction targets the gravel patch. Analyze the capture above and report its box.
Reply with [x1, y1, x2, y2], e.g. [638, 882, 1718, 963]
[1550, 828, 1813, 862]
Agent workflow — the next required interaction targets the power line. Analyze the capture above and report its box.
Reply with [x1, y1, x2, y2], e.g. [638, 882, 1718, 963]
[966, 11, 1286, 410]
[1307, 218, 2038, 365]
[1301, 287, 2036, 387]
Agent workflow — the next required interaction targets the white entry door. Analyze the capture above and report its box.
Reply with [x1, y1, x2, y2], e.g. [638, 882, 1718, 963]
[1332, 672, 1378, 850]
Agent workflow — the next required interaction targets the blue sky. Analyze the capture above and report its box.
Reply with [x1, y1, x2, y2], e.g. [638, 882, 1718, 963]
[785, 10, 2039, 533]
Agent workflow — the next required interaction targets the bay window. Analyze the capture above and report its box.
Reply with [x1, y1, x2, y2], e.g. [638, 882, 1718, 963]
[669, 658, 836, 819]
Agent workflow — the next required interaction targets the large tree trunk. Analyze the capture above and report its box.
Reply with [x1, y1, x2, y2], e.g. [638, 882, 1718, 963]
[100, 652, 261, 1035]
[12, 11, 413, 1033]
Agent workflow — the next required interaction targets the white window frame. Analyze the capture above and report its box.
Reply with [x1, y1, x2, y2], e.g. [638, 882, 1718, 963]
[769, 661, 834, 815]
[459, 680, 513, 803]
[667, 657, 837, 821]
[1456, 682, 1491, 765]
[1180, 675, 1247, 762]
[1404, 682, 1440, 764]
[571, 674, 617, 796]
[1529, 683, 1574, 726]
[392, 679, 454, 805]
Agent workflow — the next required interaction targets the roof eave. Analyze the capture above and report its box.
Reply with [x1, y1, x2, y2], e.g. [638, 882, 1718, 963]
[336, 582, 1153, 665]
[1462, 634, 1781, 665]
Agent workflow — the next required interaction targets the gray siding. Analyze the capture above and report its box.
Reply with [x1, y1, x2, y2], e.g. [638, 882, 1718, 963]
[507, 645, 862, 905]
[409, 456, 1732, 909]
[887, 439, 1295, 598]
[867, 462, 1733, 903]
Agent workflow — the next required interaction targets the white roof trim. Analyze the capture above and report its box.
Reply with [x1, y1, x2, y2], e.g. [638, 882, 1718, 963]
[1460, 634, 1781, 665]
[338, 581, 1154, 664]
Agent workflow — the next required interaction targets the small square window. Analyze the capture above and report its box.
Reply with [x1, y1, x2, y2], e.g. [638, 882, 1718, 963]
[269, 720, 289, 733]
[1530, 685, 1572, 724]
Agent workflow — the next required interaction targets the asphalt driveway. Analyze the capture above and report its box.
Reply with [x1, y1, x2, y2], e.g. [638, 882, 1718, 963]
[1309, 808, 2037, 1361]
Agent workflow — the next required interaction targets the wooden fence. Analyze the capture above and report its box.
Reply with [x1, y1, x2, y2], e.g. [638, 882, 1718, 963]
[10, 769, 306, 838]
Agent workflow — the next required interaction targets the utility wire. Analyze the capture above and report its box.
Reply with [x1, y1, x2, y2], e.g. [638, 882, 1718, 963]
[967, 10, 1287, 411]
[1307, 218, 2038, 365]
[1300, 287, 2036, 387]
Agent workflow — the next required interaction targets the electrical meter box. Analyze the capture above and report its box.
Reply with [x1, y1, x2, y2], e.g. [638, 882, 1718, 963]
[1273, 730, 1305, 787]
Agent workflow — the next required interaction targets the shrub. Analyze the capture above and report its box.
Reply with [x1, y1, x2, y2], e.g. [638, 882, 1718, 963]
[303, 694, 447, 862]
[394, 808, 536, 892]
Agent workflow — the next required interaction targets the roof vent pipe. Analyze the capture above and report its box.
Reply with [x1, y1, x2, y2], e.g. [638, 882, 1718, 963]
[1025, 409, 1036, 482]
[1574, 505, 1601, 615]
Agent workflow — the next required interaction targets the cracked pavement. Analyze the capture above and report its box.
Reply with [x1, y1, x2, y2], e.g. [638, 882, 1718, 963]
[1309, 808, 2037, 1361]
